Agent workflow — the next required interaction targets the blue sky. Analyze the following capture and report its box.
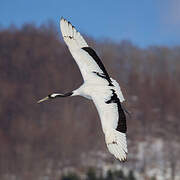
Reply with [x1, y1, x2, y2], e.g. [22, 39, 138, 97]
[0, 0, 180, 47]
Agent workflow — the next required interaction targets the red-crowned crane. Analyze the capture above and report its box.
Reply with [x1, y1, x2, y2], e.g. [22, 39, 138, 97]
[38, 18, 128, 162]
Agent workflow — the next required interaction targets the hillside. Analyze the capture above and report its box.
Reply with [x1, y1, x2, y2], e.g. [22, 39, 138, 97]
[0, 24, 180, 180]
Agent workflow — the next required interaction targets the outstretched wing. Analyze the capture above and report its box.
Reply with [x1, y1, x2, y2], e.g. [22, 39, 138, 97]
[60, 18, 112, 85]
[92, 89, 128, 162]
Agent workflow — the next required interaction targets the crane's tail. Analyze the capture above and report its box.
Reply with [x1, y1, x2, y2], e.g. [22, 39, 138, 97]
[60, 17, 88, 50]
[105, 129, 128, 162]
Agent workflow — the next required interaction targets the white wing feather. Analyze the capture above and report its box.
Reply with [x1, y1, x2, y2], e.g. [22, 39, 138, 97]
[92, 94, 128, 162]
[60, 18, 127, 161]
[60, 18, 88, 49]
[60, 18, 108, 83]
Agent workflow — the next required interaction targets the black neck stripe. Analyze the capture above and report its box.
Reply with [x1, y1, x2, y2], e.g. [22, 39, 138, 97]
[56, 92, 73, 98]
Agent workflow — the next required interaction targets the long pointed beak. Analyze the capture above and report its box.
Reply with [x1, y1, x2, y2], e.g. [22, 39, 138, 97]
[37, 96, 49, 103]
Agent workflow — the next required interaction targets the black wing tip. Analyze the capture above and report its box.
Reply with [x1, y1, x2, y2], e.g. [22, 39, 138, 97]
[60, 17, 69, 23]
[60, 17, 74, 28]
[60, 16, 65, 22]
[119, 149, 128, 162]
[119, 156, 128, 163]
[121, 159, 127, 163]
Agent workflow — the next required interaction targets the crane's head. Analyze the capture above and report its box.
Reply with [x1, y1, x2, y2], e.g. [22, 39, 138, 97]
[37, 92, 73, 103]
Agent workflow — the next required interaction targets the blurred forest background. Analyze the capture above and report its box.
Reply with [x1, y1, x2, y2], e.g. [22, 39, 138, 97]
[0, 23, 180, 180]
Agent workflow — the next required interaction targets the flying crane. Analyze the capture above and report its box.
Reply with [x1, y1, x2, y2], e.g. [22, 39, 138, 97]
[38, 18, 128, 162]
